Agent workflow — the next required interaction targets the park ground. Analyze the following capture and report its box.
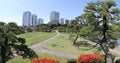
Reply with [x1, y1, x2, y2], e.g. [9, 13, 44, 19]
[7, 31, 120, 63]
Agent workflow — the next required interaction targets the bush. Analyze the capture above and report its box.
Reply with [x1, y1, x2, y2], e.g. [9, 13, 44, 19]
[31, 59, 60, 63]
[67, 58, 76, 63]
[26, 27, 33, 32]
[77, 54, 104, 63]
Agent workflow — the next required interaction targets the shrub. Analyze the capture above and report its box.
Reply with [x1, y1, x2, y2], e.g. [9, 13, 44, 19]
[67, 58, 76, 63]
[77, 54, 104, 63]
[31, 59, 60, 63]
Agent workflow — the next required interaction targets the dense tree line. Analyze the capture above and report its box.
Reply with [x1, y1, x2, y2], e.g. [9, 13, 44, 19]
[34, 24, 67, 32]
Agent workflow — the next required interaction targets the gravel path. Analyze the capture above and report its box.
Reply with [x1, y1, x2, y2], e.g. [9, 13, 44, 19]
[29, 31, 120, 59]
[29, 31, 78, 58]
[110, 49, 120, 56]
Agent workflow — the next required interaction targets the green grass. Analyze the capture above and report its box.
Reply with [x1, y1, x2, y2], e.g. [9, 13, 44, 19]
[7, 53, 69, 63]
[43, 34, 99, 55]
[17, 32, 56, 45]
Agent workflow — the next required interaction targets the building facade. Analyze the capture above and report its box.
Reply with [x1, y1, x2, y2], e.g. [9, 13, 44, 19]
[50, 11, 59, 24]
[31, 14, 37, 26]
[36, 18, 44, 25]
[65, 19, 69, 25]
[22, 11, 31, 27]
[60, 18, 64, 25]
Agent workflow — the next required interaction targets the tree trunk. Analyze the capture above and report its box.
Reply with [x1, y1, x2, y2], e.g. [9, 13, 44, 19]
[100, 16, 112, 63]
[1, 37, 8, 63]
[73, 35, 78, 45]
[100, 43, 112, 63]
[1, 46, 6, 63]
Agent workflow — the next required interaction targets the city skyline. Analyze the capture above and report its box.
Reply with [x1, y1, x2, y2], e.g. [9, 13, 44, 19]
[0, 0, 120, 26]
[22, 11, 44, 27]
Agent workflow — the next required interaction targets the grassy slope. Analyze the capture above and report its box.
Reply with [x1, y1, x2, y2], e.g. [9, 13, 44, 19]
[43, 34, 99, 55]
[7, 32, 70, 63]
[7, 53, 69, 63]
[17, 32, 56, 45]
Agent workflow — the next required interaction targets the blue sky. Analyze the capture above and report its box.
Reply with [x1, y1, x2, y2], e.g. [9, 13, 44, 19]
[0, 0, 120, 26]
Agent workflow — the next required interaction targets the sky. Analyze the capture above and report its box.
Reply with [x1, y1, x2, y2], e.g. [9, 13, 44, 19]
[0, 0, 120, 26]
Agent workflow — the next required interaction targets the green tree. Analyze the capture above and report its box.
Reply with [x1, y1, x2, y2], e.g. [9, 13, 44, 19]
[80, 1, 120, 63]
[7, 22, 25, 34]
[26, 27, 33, 32]
[0, 22, 5, 26]
[35, 24, 51, 32]
[68, 20, 80, 45]
[56, 26, 66, 32]
[0, 22, 37, 63]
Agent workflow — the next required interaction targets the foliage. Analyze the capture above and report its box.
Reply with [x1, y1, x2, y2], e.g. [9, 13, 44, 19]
[26, 27, 33, 32]
[67, 20, 80, 33]
[67, 58, 76, 63]
[0, 22, 37, 63]
[78, 25, 93, 37]
[0, 22, 25, 34]
[74, 0, 120, 63]
[31, 59, 59, 63]
[19, 26, 25, 34]
[7, 22, 25, 34]
[67, 20, 81, 45]
[77, 54, 104, 63]
[0, 22, 5, 26]
[56, 26, 66, 32]
[35, 24, 51, 32]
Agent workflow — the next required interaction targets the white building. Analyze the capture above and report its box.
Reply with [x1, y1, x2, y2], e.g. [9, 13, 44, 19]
[50, 11, 59, 24]
[60, 18, 64, 25]
[22, 11, 31, 27]
[31, 14, 37, 26]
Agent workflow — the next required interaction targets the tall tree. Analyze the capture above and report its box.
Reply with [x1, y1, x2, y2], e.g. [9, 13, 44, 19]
[0, 22, 37, 63]
[68, 20, 80, 45]
[79, 0, 120, 63]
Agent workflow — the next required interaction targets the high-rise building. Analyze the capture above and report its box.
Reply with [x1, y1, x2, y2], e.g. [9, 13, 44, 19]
[22, 11, 44, 27]
[50, 11, 59, 24]
[60, 18, 64, 25]
[22, 11, 31, 27]
[31, 14, 37, 26]
[65, 19, 69, 25]
[36, 18, 44, 25]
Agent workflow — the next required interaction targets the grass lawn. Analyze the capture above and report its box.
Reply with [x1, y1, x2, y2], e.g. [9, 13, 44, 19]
[43, 33, 100, 55]
[7, 53, 69, 63]
[17, 32, 56, 45]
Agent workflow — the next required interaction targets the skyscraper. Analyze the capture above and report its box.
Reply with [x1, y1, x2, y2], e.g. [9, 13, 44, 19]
[31, 14, 37, 26]
[22, 11, 31, 27]
[36, 18, 44, 25]
[50, 11, 59, 24]
[60, 18, 64, 25]
[65, 19, 69, 25]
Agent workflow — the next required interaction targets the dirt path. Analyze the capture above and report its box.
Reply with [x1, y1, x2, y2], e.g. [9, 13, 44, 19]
[29, 31, 120, 59]
[29, 31, 78, 58]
